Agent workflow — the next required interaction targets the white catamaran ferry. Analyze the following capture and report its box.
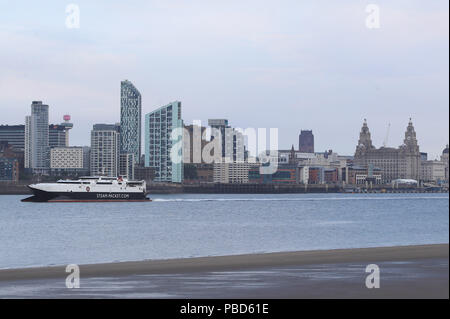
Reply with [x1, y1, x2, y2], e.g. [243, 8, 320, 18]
[22, 176, 150, 202]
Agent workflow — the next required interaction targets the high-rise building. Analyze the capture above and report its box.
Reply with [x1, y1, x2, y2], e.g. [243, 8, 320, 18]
[3, 111, 70, 172]
[2, 122, 69, 152]
[299, 130, 314, 153]
[82, 146, 91, 173]
[354, 119, 421, 182]
[145, 101, 183, 183]
[208, 119, 228, 159]
[25, 119, 70, 169]
[208, 119, 245, 162]
[90, 124, 120, 177]
[24, 116, 31, 168]
[49, 124, 68, 148]
[119, 153, 135, 179]
[441, 145, 449, 182]
[183, 124, 207, 164]
[30, 101, 49, 172]
[0, 125, 26, 150]
[120, 80, 141, 164]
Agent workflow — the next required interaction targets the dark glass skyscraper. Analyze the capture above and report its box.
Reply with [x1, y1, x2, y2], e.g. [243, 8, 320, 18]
[120, 80, 141, 164]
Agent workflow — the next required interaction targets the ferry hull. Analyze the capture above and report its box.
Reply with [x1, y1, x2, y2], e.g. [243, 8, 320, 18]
[22, 187, 150, 202]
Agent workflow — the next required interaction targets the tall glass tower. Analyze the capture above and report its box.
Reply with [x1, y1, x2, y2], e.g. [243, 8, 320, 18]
[30, 101, 49, 171]
[145, 101, 183, 183]
[120, 80, 141, 164]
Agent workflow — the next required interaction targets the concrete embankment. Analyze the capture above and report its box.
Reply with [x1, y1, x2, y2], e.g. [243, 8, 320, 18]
[182, 183, 341, 193]
[0, 182, 31, 195]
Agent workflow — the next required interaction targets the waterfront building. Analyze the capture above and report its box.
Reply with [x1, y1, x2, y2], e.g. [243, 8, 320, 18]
[420, 160, 446, 183]
[82, 146, 91, 173]
[0, 125, 26, 150]
[308, 167, 323, 184]
[50, 147, 87, 175]
[183, 163, 214, 183]
[324, 168, 339, 184]
[134, 166, 155, 182]
[344, 165, 382, 185]
[0, 142, 19, 157]
[49, 124, 68, 148]
[0, 142, 21, 182]
[3, 122, 69, 152]
[50, 147, 83, 169]
[0, 157, 19, 182]
[441, 145, 449, 182]
[277, 150, 314, 164]
[145, 101, 183, 183]
[298, 166, 309, 184]
[90, 124, 120, 177]
[213, 162, 258, 184]
[119, 153, 135, 179]
[223, 127, 245, 163]
[354, 119, 421, 183]
[49, 117, 72, 148]
[248, 164, 297, 184]
[208, 119, 228, 159]
[277, 149, 349, 182]
[183, 124, 208, 164]
[298, 130, 314, 153]
[24, 117, 31, 168]
[195, 163, 214, 183]
[208, 119, 245, 162]
[30, 101, 50, 172]
[0, 123, 28, 173]
[120, 80, 141, 164]
[5, 116, 70, 170]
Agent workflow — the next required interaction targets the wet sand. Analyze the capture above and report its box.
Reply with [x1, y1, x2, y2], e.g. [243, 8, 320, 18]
[0, 244, 448, 298]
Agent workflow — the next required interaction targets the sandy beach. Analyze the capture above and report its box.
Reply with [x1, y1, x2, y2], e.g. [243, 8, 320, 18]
[0, 244, 448, 298]
[1, 244, 448, 281]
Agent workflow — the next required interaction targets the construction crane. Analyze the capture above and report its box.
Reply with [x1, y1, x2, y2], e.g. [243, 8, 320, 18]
[383, 123, 391, 147]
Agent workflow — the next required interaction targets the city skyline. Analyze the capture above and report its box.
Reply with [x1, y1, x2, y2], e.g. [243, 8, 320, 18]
[0, 95, 447, 159]
[0, 1, 448, 159]
[1, 1, 449, 303]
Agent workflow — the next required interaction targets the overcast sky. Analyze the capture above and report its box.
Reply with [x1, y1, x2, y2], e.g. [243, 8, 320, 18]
[0, 0, 448, 159]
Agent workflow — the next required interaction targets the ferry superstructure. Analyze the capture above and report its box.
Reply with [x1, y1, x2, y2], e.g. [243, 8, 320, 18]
[22, 176, 150, 202]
